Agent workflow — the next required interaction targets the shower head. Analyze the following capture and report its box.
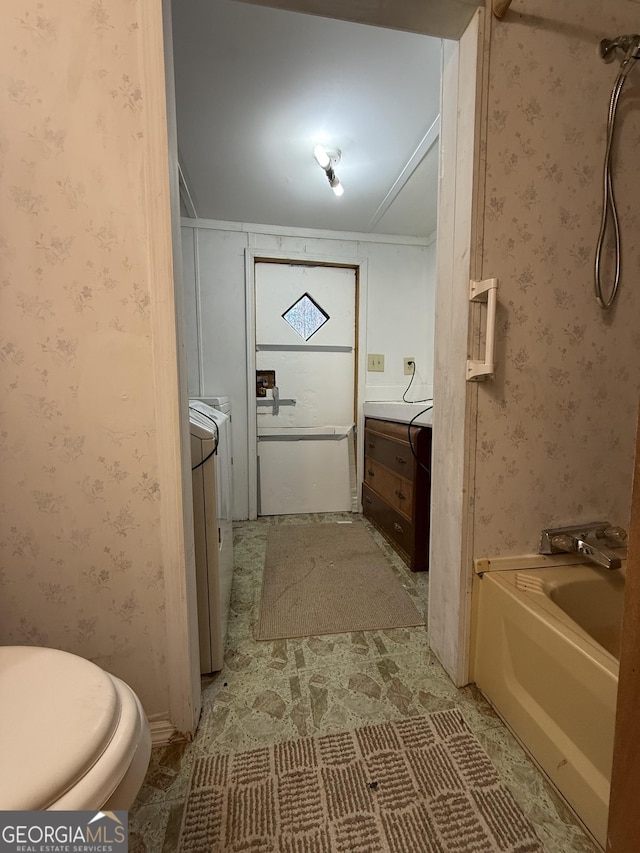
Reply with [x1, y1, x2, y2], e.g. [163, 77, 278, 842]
[599, 34, 640, 68]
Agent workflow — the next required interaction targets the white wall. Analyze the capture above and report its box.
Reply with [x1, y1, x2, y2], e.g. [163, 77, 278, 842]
[364, 240, 436, 403]
[181, 219, 436, 519]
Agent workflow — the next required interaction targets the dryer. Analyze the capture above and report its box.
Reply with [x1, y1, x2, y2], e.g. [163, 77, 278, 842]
[199, 395, 231, 418]
[191, 398, 233, 571]
[198, 396, 239, 520]
[189, 402, 234, 673]
[199, 397, 232, 475]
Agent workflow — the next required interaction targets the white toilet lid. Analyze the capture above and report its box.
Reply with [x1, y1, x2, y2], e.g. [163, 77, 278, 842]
[0, 646, 121, 810]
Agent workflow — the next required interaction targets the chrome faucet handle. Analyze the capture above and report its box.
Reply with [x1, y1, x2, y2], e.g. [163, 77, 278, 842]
[550, 533, 575, 552]
[540, 522, 612, 554]
[540, 522, 625, 570]
[602, 525, 628, 545]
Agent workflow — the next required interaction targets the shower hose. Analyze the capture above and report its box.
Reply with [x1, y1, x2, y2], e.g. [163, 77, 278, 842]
[594, 71, 627, 309]
[595, 38, 640, 308]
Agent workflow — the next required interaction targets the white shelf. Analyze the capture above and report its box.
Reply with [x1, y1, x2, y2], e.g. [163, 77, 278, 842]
[363, 402, 433, 427]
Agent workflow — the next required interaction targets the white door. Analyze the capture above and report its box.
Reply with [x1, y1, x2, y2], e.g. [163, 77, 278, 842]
[255, 262, 356, 515]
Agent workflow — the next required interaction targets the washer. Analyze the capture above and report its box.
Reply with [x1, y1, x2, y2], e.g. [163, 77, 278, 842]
[195, 396, 235, 515]
[189, 402, 234, 673]
[199, 395, 231, 418]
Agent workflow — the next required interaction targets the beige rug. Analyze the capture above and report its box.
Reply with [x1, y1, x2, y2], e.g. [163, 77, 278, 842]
[255, 522, 423, 641]
[177, 709, 543, 852]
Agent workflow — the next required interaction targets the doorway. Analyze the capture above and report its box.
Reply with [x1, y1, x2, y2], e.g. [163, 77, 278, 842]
[254, 261, 357, 515]
[245, 250, 369, 520]
[172, 3, 446, 527]
[161, 0, 483, 735]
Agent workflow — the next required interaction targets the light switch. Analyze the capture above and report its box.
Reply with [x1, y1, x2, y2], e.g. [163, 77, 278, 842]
[367, 353, 384, 372]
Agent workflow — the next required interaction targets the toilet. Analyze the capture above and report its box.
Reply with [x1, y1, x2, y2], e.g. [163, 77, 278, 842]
[0, 645, 151, 810]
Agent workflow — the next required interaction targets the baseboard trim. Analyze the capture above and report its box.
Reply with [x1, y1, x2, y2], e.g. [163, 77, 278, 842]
[149, 718, 189, 746]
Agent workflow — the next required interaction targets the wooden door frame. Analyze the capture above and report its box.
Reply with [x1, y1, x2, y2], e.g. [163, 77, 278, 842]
[607, 406, 640, 852]
[244, 250, 367, 520]
[156, 0, 201, 740]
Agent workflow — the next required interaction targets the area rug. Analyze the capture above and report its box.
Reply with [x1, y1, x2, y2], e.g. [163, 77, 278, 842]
[177, 709, 543, 852]
[255, 522, 423, 640]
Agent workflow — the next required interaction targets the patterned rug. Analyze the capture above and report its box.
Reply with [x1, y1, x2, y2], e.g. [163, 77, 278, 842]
[255, 522, 423, 640]
[177, 709, 543, 852]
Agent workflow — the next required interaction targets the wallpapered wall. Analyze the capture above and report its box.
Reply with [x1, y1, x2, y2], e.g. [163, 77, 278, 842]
[474, 0, 640, 557]
[0, 0, 172, 716]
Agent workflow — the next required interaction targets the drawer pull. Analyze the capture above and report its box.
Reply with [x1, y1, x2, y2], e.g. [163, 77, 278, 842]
[364, 496, 372, 504]
[394, 522, 404, 534]
[395, 455, 407, 464]
[368, 442, 375, 449]
[367, 468, 375, 477]
[395, 490, 406, 500]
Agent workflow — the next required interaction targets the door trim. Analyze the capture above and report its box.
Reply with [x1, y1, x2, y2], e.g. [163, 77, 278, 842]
[607, 406, 640, 851]
[428, 8, 484, 686]
[155, 0, 201, 735]
[245, 249, 367, 519]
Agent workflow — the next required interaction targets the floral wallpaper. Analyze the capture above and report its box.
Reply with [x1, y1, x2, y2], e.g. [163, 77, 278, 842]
[473, 0, 640, 557]
[0, 0, 171, 716]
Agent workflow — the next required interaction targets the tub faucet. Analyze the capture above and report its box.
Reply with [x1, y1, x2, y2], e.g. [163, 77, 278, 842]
[539, 522, 627, 570]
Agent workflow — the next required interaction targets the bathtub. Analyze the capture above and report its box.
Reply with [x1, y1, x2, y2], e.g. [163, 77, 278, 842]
[471, 557, 624, 848]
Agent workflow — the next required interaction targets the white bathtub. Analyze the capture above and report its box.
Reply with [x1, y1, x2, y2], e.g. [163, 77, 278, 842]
[471, 559, 624, 848]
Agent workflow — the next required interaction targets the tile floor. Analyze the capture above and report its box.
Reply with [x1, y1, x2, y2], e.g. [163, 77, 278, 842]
[129, 513, 600, 853]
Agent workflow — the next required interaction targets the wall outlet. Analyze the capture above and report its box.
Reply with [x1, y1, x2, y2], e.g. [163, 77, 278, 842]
[404, 357, 415, 375]
[367, 353, 384, 372]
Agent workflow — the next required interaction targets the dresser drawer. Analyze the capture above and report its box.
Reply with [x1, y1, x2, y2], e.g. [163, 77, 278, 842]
[365, 418, 422, 443]
[364, 458, 413, 518]
[362, 482, 415, 564]
[364, 429, 414, 479]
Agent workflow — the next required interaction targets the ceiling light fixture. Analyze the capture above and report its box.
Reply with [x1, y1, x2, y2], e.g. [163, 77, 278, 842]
[313, 144, 344, 197]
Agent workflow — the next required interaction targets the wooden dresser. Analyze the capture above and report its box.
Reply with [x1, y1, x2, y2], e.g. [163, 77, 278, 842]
[362, 417, 432, 572]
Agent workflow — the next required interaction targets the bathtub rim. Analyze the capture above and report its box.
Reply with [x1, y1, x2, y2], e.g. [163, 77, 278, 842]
[475, 563, 622, 675]
[474, 548, 627, 576]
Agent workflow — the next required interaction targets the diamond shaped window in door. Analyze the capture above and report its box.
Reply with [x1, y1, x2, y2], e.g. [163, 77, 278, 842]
[282, 293, 329, 341]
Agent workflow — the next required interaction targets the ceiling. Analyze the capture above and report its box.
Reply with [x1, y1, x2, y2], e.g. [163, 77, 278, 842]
[171, 0, 446, 237]
[233, 0, 481, 40]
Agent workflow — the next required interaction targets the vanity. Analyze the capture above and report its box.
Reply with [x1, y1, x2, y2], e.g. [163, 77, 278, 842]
[362, 403, 433, 572]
